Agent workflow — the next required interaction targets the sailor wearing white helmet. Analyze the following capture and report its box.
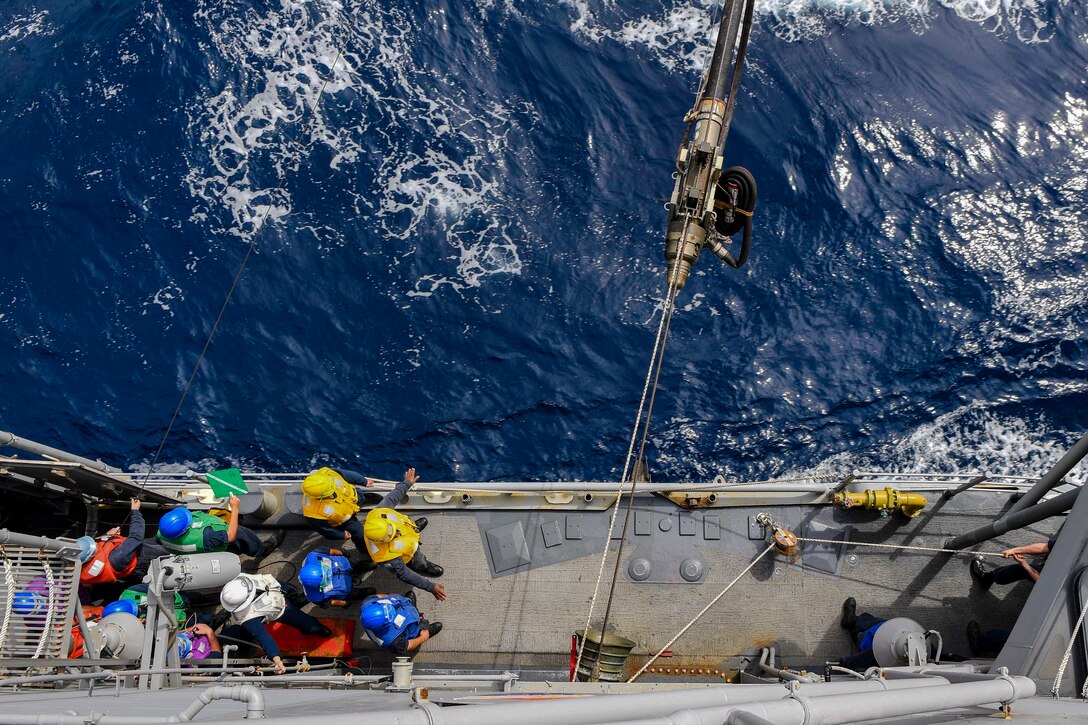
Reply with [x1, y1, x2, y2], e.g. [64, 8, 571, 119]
[217, 573, 330, 674]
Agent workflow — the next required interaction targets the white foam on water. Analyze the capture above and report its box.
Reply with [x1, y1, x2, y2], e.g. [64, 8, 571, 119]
[141, 284, 185, 317]
[805, 406, 1088, 484]
[185, 0, 365, 240]
[185, 0, 533, 295]
[563, 0, 1062, 73]
[0, 11, 54, 45]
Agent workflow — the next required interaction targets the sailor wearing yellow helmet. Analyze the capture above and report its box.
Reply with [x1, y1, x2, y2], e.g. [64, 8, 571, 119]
[363, 468, 447, 602]
[299, 467, 384, 554]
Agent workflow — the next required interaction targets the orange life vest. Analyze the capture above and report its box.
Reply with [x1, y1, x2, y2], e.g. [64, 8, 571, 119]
[80, 536, 138, 586]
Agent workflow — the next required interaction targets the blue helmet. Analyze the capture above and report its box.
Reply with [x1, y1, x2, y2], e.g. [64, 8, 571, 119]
[12, 590, 45, 616]
[102, 599, 139, 618]
[176, 633, 193, 658]
[360, 599, 397, 632]
[299, 564, 324, 587]
[76, 536, 97, 563]
[158, 508, 193, 540]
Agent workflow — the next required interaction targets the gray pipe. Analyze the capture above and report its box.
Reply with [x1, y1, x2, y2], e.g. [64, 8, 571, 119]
[942, 474, 988, 500]
[0, 666, 256, 687]
[179, 675, 385, 685]
[756, 647, 822, 683]
[0, 529, 84, 558]
[0, 684, 265, 725]
[0, 430, 119, 473]
[239, 678, 957, 725]
[945, 486, 1080, 550]
[609, 677, 1035, 725]
[175, 685, 265, 721]
[1004, 431, 1088, 516]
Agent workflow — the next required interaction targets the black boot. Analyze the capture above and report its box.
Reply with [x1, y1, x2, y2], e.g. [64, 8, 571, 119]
[282, 582, 309, 609]
[404, 590, 417, 607]
[243, 529, 287, 572]
[414, 517, 428, 533]
[970, 558, 993, 591]
[407, 558, 443, 578]
[210, 609, 232, 631]
[426, 621, 443, 637]
[840, 597, 857, 630]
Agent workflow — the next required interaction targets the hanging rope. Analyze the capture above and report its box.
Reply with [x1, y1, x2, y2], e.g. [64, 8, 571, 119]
[574, 240, 686, 678]
[135, 44, 347, 498]
[628, 544, 776, 682]
[1051, 594, 1088, 698]
[33, 550, 56, 659]
[0, 548, 15, 655]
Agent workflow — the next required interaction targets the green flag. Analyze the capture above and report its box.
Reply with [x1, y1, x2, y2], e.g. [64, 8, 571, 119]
[206, 468, 248, 497]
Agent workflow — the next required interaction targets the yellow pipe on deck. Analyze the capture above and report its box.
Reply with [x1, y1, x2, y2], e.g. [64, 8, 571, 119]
[833, 487, 927, 518]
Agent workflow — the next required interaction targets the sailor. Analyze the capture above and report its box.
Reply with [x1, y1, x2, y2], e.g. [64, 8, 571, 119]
[362, 467, 446, 601]
[360, 591, 442, 655]
[299, 467, 384, 553]
[76, 498, 167, 588]
[970, 536, 1058, 589]
[179, 623, 222, 660]
[838, 597, 884, 670]
[837, 597, 959, 669]
[298, 549, 375, 606]
[156, 494, 283, 571]
[217, 573, 331, 675]
[114, 585, 189, 625]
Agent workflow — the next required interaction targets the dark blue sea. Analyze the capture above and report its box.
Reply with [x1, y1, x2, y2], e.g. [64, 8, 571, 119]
[2, 0, 1086, 484]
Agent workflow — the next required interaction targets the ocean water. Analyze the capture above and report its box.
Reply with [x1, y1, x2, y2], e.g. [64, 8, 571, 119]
[1, 0, 1086, 485]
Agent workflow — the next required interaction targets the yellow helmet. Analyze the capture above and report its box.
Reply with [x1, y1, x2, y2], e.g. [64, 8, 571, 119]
[364, 510, 396, 543]
[302, 468, 343, 498]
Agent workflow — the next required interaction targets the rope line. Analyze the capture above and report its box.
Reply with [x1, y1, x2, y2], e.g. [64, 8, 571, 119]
[574, 231, 687, 679]
[573, 278, 677, 677]
[34, 551, 56, 659]
[137, 46, 347, 494]
[593, 282, 682, 672]
[0, 549, 14, 655]
[1051, 594, 1088, 698]
[795, 536, 1009, 558]
[628, 544, 776, 683]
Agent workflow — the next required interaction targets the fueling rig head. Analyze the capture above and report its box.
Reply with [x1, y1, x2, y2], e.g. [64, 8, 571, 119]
[663, 0, 758, 291]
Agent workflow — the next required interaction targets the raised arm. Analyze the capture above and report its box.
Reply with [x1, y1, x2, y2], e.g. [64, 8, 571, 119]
[226, 494, 241, 544]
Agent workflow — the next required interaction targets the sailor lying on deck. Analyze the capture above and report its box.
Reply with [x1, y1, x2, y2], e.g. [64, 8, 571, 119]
[362, 468, 447, 601]
[837, 597, 962, 670]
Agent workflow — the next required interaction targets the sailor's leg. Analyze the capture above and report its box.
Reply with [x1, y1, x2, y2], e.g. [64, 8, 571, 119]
[852, 613, 884, 646]
[839, 648, 879, 671]
[129, 543, 169, 581]
[989, 563, 1033, 586]
[277, 601, 328, 636]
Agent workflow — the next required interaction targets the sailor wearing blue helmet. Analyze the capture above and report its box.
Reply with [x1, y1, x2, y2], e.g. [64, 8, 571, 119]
[360, 592, 442, 655]
[156, 494, 284, 572]
[298, 549, 375, 606]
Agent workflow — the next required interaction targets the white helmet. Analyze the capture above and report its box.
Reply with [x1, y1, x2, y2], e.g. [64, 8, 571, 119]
[220, 575, 259, 613]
